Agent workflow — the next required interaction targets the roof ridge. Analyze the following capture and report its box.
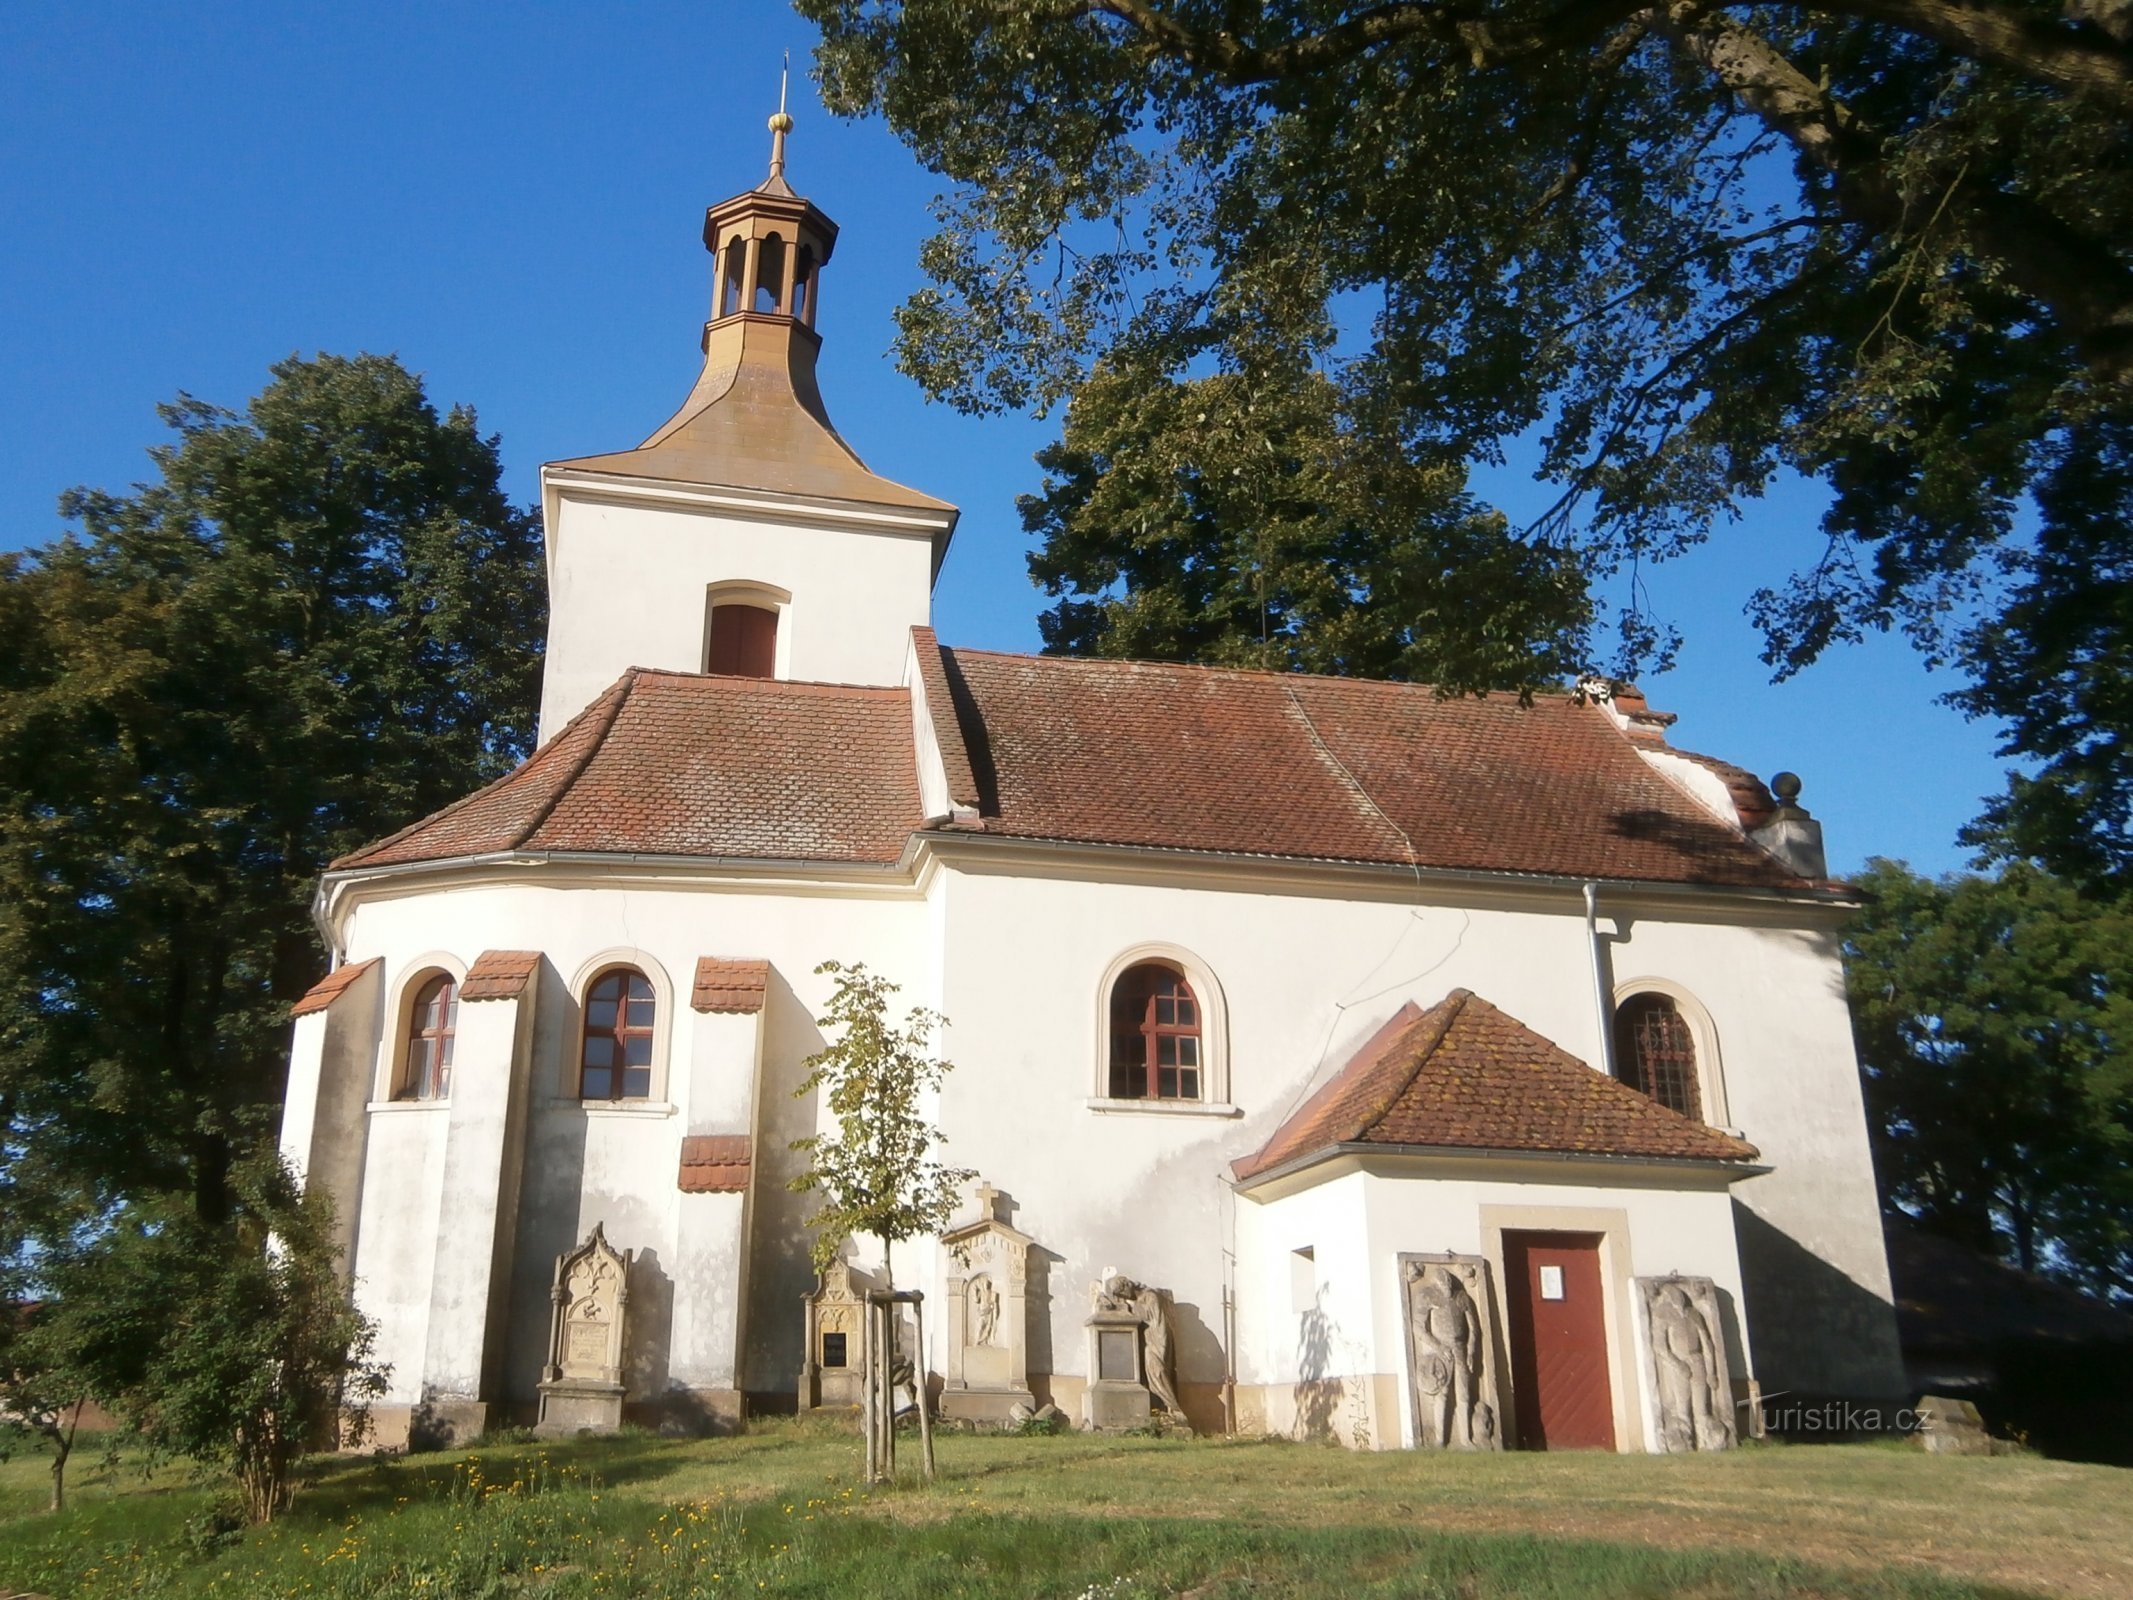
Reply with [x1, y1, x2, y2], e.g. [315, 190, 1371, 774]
[1350, 989, 1471, 1144]
[331, 677, 638, 869]
[626, 666, 910, 699]
[509, 669, 639, 851]
[941, 646, 1584, 704]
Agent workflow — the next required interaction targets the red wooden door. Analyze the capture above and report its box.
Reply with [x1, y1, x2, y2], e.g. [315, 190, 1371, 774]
[1503, 1232, 1615, 1450]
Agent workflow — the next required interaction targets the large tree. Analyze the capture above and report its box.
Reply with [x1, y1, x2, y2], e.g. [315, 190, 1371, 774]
[0, 353, 544, 1228]
[1845, 858, 2133, 1300]
[800, 0, 2133, 878]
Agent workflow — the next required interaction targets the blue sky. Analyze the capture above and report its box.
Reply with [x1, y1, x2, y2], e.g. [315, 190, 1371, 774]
[1, 1, 2009, 878]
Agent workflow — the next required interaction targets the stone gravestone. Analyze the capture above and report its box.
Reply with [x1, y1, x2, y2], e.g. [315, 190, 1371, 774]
[537, 1223, 632, 1436]
[799, 1258, 878, 1412]
[1083, 1270, 1182, 1431]
[1637, 1274, 1737, 1451]
[938, 1183, 1038, 1424]
[1398, 1253, 1505, 1450]
[1915, 1394, 1994, 1455]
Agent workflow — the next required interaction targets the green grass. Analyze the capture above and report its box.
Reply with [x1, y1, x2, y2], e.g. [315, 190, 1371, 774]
[2, 1423, 2126, 1600]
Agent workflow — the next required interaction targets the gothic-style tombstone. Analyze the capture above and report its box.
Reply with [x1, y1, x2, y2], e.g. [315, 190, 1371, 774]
[799, 1258, 879, 1412]
[1083, 1270, 1181, 1431]
[1637, 1274, 1737, 1451]
[1398, 1253, 1504, 1450]
[938, 1183, 1038, 1424]
[537, 1223, 632, 1436]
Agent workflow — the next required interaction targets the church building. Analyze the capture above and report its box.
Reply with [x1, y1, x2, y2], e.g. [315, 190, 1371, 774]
[280, 116, 1904, 1453]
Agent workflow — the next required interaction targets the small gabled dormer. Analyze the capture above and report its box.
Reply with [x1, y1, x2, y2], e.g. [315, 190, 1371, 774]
[534, 107, 958, 744]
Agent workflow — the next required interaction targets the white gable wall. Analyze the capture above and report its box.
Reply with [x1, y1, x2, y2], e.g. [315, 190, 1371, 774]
[536, 476, 944, 742]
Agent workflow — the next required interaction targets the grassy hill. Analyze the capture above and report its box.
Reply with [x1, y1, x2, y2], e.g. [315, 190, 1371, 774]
[2, 1421, 2125, 1599]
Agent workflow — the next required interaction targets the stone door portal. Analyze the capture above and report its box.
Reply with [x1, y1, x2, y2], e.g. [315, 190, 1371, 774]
[1503, 1232, 1614, 1451]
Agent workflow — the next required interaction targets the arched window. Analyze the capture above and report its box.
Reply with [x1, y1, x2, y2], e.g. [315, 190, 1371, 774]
[580, 968, 656, 1101]
[398, 972, 457, 1100]
[1613, 993, 1701, 1119]
[706, 601, 778, 677]
[756, 234, 787, 313]
[793, 245, 816, 323]
[721, 237, 746, 318]
[1109, 963, 1202, 1100]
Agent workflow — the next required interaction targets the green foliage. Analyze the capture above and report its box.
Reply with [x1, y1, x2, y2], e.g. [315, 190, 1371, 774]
[1026, 361, 1593, 687]
[1844, 859, 2133, 1299]
[788, 963, 975, 1281]
[0, 352, 544, 1228]
[801, 1, 2133, 877]
[55, 1151, 387, 1523]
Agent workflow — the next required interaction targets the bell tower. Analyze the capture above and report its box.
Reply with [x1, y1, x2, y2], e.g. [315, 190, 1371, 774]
[535, 105, 957, 745]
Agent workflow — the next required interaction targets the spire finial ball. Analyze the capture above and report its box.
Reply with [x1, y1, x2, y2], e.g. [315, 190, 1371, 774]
[769, 110, 794, 133]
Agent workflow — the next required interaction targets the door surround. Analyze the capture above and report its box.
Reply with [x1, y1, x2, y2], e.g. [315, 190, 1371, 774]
[1478, 1203, 1639, 1452]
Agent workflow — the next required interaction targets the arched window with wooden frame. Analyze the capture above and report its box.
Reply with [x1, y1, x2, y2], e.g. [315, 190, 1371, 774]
[580, 967, 656, 1101]
[397, 972, 457, 1101]
[1612, 992, 1702, 1120]
[1109, 962, 1203, 1101]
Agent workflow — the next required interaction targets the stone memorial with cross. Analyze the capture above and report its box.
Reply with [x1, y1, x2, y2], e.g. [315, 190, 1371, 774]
[937, 1181, 1038, 1424]
[536, 1222, 632, 1436]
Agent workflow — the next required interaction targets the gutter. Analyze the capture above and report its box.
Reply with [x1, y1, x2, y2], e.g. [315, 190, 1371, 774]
[1586, 881, 1616, 1082]
[1232, 1139, 1771, 1196]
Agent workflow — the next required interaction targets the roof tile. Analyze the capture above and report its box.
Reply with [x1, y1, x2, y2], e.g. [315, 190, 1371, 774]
[678, 1134, 753, 1194]
[1233, 989, 1759, 1181]
[692, 958, 770, 1014]
[290, 957, 379, 1018]
[462, 950, 541, 1002]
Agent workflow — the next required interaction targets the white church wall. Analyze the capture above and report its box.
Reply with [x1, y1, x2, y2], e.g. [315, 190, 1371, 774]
[351, 1103, 450, 1406]
[327, 868, 937, 1416]
[538, 484, 937, 741]
[928, 850, 1890, 1426]
[1607, 913, 1903, 1398]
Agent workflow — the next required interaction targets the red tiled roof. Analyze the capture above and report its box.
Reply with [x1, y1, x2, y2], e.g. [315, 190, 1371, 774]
[931, 648, 1806, 887]
[1232, 989, 1759, 1182]
[333, 670, 922, 870]
[678, 1134, 753, 1193]
[291, 957, 379, 1017]
[462, 950, 540, 1002]
[693, 958, 770, 1014]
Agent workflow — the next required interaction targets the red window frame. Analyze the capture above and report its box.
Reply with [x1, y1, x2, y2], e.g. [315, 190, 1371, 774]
[1109, 963, 1203, 1100]
[580, 968, 656, 1101]
[399, 972, 457, 1101]
[1612, 993, 1702, 1120]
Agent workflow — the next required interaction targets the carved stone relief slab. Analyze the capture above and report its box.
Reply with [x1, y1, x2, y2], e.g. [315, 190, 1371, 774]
[1637, 1274, 1738, 1451]
[537, 1223, 632, 1436]
[939, 1183, 1038, 1423]
[1397, 1253, 1504, 1450]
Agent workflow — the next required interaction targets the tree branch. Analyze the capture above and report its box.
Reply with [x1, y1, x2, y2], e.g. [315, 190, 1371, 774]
[1662, 4, 2133, 380]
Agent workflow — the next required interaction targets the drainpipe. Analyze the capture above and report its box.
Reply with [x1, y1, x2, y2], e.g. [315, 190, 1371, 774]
[1584, 882, 1615, 1080]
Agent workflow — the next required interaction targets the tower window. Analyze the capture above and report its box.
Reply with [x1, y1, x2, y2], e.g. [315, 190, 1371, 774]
[721, 238, 746, 318]
[794, 245, 816, 323]
[756, 234, 787, 314]
[706, 602, 778, 678]
[1613, 992, 1702, 1119]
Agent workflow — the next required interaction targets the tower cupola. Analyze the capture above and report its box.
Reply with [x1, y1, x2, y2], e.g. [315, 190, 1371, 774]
[533, 105, 958, 746]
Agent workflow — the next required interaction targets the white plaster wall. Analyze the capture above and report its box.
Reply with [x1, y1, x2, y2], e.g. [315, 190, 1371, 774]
[1607, 915, 1903, 1396]
[538, 487, 937, 740]
[930, 859, 1890, 1404]
[352, 1106, 451, 1402]
[334, 872, 935, 1407]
